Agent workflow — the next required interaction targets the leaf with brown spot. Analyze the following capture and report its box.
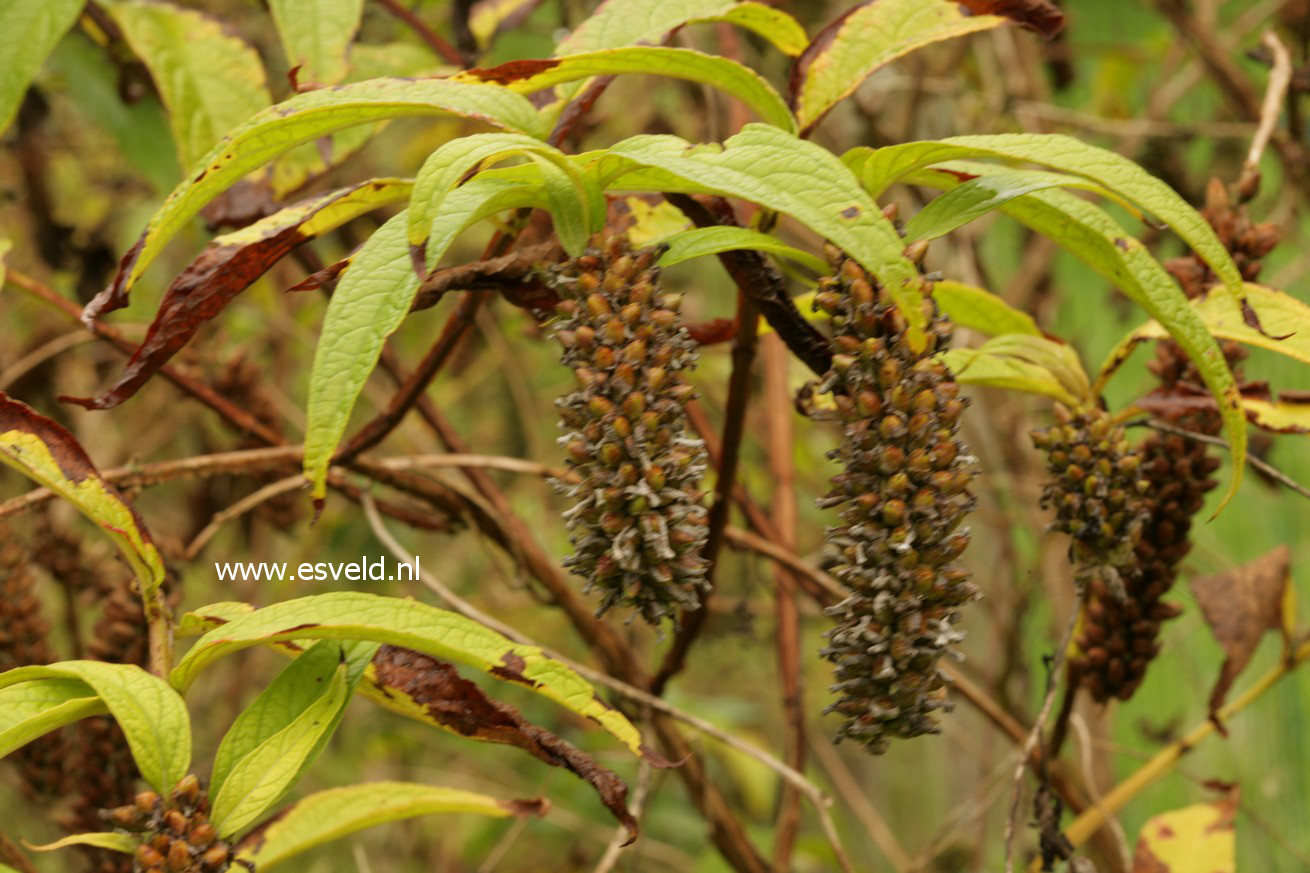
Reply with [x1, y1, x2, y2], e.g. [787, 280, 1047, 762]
[460, 57, 562, 85]
[954, 0, 1065, 36]
[68, 179, 411, 410]
[1131, 788, 1237, 873]
[371, 646, 638, 842]
[1190, 547, 1295, 722]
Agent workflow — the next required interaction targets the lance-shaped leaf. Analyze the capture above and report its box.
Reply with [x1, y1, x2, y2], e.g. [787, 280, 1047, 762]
[170, 592, 652, 761]
[0, 393, 167, 620]
[236, 782, 544, 870]
[1133, 793, 1237, 873]
[0, 678, 107, 760]
[66, 179, 413, 411]
[408, 134, 600, 266]
[557, 0, 807, 58]
[1100, 283, 1310, 382]
[304, 173, 549, 500]
[0, 662, 190, 792]
[267, 0, 363, 86]
[94, 78, 547, 315]
[210, 640, 376, 837]
[110, 1, 272, 170]
[849, 136, 1247, 311]
[25, 833, 137, 855]
[371, 645, 637, 840]
[0, 0, 83, 135]
[211, 640, 378, 797]
[1191, 548, 1295, 721]
[900, 167, 1247, 511]
[606, 124, 928, 346]
[940, 333, 1090, 407]
[655, 226, 827, 272]
[1241, 394, 1310, 434]
[933, 280, 1042, 337]
[791, 0, 1064, 135]
[455, 46, 797, 132]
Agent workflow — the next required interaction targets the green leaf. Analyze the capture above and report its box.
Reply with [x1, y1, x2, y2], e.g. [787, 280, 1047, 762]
[170, 592, 650, 760]
[211, 640, 377, 798]
[458, 46, 796, 132]
[942, 343, 1085, 407]
[210, 640, 375, 837]
[529, 152, 602, 256]
[0, 393, 167, 623]
[904, 170, 1131, 243]
[0, 679, 107, 760]
[100, 79, 547, 311]
[606, 124, 927, 345]
[110, 1, 272, 169]
[849, 135, 1247, 307]
[268, 0, 363, 86]
[902, 167, 1247, 512]
[0, 662, 190, 792]
[0, 0, 83, 135]
[25, 833, 137, 854]
[235, 782, 540, 870]
[558, 0, 806, 57]
[305, 173, 550, 499]
[792, 0, 1014, 134]
[655, 226, 827, 273]
[933, 280, 1041, 337]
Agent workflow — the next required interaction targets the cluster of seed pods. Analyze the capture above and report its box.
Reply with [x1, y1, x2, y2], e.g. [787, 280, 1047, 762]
[102, 775, 236, 872]
[550, 234, 710, 624]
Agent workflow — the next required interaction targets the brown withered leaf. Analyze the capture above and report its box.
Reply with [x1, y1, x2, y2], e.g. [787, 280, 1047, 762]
[1190, 547, 1294, 725]
[371, 645, 639, 843]
[69, 180, 410, 410]
[955, 0, 1066, 37]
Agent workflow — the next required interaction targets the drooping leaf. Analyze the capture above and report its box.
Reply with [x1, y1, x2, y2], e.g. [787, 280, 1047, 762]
[1242, 394, 1310, 434]
[169, 592, 653, 761]
[25, 833, 137, 854]
[0, 393, 167, 621]
[1132, 793, 1237, 873]
[790, 0, 1064, 134]
[904, 170, 1129, 243]
[371, 645, 637, 840]
[557, 0, 807, 58]
[933, 280, 1042, 337]
[267, 0, 364, 86]
[654, 226, 827, 273]
[528, 152, 603, 256]
[66, 179, 413, 411]
[0, 0, 84, 135]
[605, 124, 926, 345]
[0, 662, 190, 792]
[0, 679, 107, 760]
[236, 782, 543, 870]
[110, 1, 272, 169]
[849, 137, 1247, 311]
[1100, 283, 1310, 382]
[94, 78, 547, 315]
[210, 640, 376, 837]
[304, 173, 550, 500]
[211, 640, 378, 798]
[455, 47, 796, 132]
[940, 334, 1089, 407]
[900, 167, 1247, 511]
[1190, 548, 1295, 720]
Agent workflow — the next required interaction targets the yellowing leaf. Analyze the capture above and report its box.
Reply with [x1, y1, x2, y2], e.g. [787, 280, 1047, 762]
[1242, 395, 1310, 434]
[791, 0, 1064, 134]
[25, 832, 137, 854]
[268, 0, 363, 86]
[1132, 795, 1236, 873]
[557, 0, 806, 58]
[235, 782, 542, 870]
[110, 1, 272, 169]
[0, 679, 108, 761]
[933, 280, 1042, 337]
[0, 392, 167, 623]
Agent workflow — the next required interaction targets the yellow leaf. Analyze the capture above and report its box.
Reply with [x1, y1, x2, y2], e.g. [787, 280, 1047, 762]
[1132, 796, 1235, 873]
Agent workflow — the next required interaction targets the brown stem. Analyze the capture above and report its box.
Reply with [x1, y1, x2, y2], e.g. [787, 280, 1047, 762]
[410, 240, 563, 311]
[651, 293, 759, 695]
[375, 0, 467, 65]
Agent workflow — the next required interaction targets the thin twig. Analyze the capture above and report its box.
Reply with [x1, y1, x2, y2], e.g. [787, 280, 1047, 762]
[184, 475, 305, 560]
[592, 751, 653, 873]
[0, 832, 37, 873]
[374, 0, 466, 65]
[0, 330, 95, 389]
[1070, 715, 1131, 870]
[1127, 418, 1310, 501]
[1005, 592, 1082, 873]
[1243, 30, 1293, 189]
[809, 737, 913, 872]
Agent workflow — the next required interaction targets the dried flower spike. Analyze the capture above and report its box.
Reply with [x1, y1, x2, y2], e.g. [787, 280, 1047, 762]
[102, 775, 233, 872]
[550, 233, 709, 624]
[815, 248, 978, 754]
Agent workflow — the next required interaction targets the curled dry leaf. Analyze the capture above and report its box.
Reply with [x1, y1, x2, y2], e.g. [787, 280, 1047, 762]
[371, 645, 639, 843]
[1190, 546, 1295, 723]
[1131, 787, 1237, 873]
[70, 179, 411, 410]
